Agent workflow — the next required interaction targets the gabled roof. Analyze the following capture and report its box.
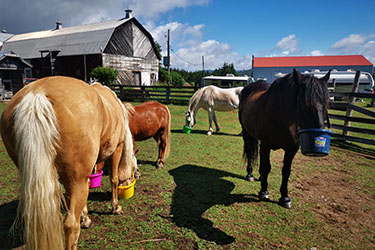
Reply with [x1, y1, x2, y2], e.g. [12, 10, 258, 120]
[0, 33, 14, 43]
[1, 17, 161, 60]
[253, 55, 373, 68]
[0, 51, 33, 68]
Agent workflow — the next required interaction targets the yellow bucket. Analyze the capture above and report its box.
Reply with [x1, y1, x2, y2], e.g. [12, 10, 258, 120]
[118, 178, 136, 199]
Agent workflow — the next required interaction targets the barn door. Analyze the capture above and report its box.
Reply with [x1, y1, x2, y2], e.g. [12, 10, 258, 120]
[133, 71, 141, 85]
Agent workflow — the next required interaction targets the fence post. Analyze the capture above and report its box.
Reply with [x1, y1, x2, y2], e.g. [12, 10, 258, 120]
[166, 86, 171, 104]
[141, 85, 145, 102]
[342, 71, 361, 136]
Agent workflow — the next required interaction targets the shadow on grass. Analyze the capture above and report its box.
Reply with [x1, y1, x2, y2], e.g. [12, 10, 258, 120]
[171, 129, 241, 136]
[0, 200, 24, 250]
[331, 139, 375, 158]
[168, 165, 259, 245]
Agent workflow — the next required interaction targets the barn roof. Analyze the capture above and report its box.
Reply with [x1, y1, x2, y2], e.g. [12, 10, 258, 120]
[0, 17, 161, 60]
[253, 55, 373, 68]
[0, 51, 32, 68]
[0, 32, 14, 43]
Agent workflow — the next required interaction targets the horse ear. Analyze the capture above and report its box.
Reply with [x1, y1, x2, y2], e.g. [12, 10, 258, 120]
[321, 70, 331, 83]
[134, 146, 141, 155]
[293, 68, 301, 84]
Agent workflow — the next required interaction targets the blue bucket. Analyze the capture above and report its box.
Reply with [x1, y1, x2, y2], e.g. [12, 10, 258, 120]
[298, 129, 333, 157]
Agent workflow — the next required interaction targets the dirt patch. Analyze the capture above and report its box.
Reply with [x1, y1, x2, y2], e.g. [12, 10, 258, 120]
[291, 147, 375, 246]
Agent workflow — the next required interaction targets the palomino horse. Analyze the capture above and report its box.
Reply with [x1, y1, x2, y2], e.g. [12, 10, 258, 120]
[124, 101, 171, 170]
[0, 76, 137, 250]
[185, 85, 243, 135]
[239, 69, 330, 209]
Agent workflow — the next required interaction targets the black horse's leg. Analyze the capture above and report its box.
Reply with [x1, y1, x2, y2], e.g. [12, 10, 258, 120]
[241, 129, 258, 181]
[279, 146, 298, 209]
[258, 143, 271, 200]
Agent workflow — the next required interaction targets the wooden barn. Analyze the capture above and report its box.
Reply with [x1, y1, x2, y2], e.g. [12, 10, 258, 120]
[252, 55, 374, 82]
[0, 9, 161, 86]
[0, 51, 32, 99]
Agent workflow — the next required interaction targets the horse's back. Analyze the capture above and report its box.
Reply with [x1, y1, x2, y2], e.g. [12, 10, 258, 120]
[2, 76, 124, 164]
[130, 101, 170, 141]
[199, 85, 242, 110]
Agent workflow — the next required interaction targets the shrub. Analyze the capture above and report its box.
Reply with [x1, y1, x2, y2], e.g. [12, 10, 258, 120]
[90, 66, 118, 85]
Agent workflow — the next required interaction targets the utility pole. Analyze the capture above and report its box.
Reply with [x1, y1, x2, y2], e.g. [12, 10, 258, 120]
[201, 55, 205, 88]
[167, 29, 170, 86]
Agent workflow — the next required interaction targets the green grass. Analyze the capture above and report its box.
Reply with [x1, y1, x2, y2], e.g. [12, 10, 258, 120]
[0, 102, 374, 249]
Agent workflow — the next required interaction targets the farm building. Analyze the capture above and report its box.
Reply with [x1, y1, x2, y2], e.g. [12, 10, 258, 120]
[252, 55, 374, 82]
[0, 9, 161, 86]
[0, 51, 32, 99]
[202, 74, 253, 87]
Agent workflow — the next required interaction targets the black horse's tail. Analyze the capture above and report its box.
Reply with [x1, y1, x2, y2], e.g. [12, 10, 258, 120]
[239, 82, 267, 177]
[241, 129, 258, 168]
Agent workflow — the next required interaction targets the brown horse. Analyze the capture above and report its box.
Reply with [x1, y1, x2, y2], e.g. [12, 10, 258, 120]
[0, 76, 137, 250]
[124, 101, 171, 172]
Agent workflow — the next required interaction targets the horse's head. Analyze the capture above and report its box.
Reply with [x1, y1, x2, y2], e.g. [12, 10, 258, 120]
[185, 111, 195, 128]
[118, 153, 138, 186]
[294, 69, 331, 130]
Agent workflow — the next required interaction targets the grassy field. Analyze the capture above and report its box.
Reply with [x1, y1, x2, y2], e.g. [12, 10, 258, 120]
[0, 102, 374, 250]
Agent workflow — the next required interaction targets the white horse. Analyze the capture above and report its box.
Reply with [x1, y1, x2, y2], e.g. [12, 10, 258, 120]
[185, 85, 243, 135]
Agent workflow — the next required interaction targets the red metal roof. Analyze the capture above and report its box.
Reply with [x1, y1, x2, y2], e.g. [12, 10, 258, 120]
[253, 55, 373, 68]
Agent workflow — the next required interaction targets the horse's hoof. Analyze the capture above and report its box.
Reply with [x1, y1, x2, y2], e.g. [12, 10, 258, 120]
[278, 197, 292, 209]
[258, 191, 269, 201]
[246, 175, 255, 182]
[80, 218, 92, 229]
[207, 131, 212, 136]
[113, 206, 123, 215]
[156, 161, 164, 169]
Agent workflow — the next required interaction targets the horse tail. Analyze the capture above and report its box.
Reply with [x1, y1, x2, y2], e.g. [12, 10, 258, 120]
[164, 105, 171, 159]
[12, 92, 64, 250]
[123, 102, 135, 115]
[241, 129, 259, 169]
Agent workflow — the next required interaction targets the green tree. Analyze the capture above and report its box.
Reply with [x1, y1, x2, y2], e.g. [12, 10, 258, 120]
[212, 63, 238, 76]
[158, 67, 185, 87]
[90, 66, 118, 85]
[170, 71, 185, 87]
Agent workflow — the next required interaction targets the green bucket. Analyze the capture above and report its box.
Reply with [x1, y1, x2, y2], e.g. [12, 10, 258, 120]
[182, 125, 192, 134]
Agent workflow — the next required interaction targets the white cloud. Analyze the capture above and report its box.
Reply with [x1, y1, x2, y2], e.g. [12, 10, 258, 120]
[256, 34, 302, 57]
[329, 34, 367, 52]
[275, 34, 300, 54]
[328, 33, 375, 64]
[149, 21, 251, 71]
[128, 0, 209, 19]
[311, 50, 323, 56]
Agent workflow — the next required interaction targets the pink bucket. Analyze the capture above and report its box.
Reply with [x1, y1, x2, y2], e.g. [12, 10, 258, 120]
[89, 170, 103, 189]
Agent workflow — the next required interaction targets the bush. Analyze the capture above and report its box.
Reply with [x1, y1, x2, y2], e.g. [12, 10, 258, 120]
[158, 67, 185, 87]
[90, 66, 118, 85]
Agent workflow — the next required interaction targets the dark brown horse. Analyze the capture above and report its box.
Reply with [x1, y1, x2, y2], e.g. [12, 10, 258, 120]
[239, 69, 330, 209]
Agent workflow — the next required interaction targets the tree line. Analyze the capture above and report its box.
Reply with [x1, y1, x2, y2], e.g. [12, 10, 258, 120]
[158, 62, 242, 87]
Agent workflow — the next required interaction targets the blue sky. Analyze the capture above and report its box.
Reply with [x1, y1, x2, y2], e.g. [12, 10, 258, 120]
[1, 0, 375, 71]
